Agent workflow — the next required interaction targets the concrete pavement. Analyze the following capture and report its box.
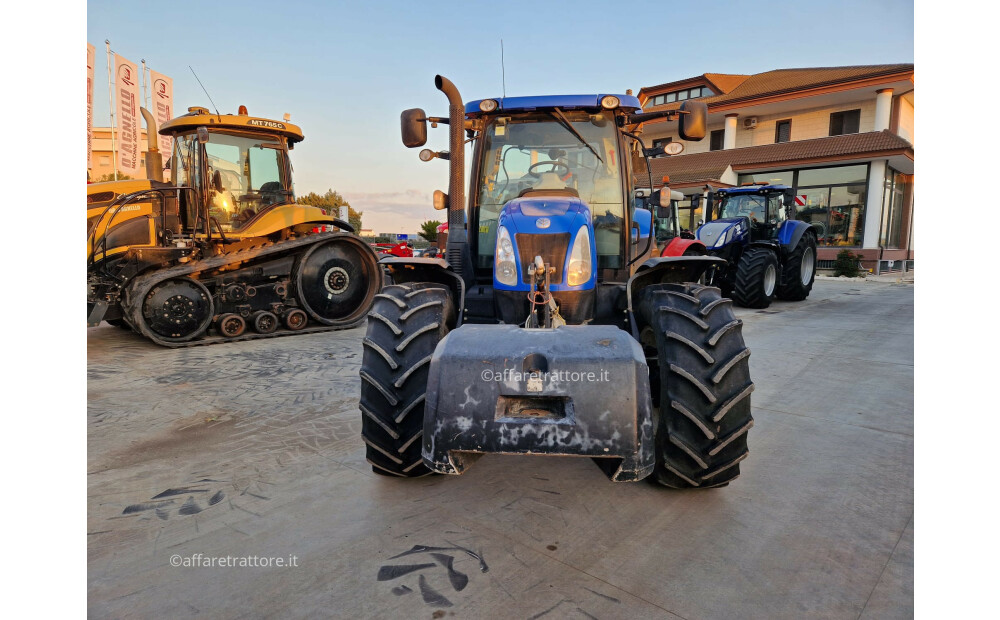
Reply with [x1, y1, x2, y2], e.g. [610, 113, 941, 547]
[87, 278, 914, 619]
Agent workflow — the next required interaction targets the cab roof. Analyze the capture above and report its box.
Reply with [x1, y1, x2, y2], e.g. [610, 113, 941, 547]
[465, 94, 641, 117]
[159, 107, 305, 144]
[719, 184, 791, 195]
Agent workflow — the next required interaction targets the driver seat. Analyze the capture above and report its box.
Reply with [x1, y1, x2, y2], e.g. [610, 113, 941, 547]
[534, 171, 566, 190]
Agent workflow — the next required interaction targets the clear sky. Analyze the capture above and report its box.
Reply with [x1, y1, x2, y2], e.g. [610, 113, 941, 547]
[87, 0, 913, 234]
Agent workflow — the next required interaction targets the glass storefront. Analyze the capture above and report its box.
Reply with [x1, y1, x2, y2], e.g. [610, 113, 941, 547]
[880, 168, 911, 249]
[738, 163, 869, 247]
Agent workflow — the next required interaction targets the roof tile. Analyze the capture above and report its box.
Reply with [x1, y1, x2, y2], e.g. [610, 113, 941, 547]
[637, 130, 913, 185]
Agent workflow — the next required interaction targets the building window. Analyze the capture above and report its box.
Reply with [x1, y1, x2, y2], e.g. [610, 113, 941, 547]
[829, 109, 861, 136]
[710, 130, 724, 151]
[737, 170, 794, 186]
[646, 86, 714, 108]
[651, 138, 672, 158]
[739, 163, 869, 246]
[775, 120, 791, 143]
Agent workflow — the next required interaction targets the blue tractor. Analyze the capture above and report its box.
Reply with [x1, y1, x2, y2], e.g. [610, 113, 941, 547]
[358, 76, 755, 489]
[695, 185, 817, 308]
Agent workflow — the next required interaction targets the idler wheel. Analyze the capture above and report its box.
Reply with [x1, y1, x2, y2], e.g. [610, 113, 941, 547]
[140, 278, 214, 342]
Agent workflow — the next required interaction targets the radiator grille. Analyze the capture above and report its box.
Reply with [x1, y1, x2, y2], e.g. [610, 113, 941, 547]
[516, 233, 570, 283]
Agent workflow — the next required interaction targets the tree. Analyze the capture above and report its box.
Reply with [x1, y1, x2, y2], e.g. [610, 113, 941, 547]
[419, 220, 442, 243]
[95, 172, 133, 182]
[297, 189, 363, 232]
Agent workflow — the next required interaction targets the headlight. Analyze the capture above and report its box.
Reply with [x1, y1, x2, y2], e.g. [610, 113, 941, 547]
[713, 226, 733, 248]
[600, 95, 620, 110]
[566, 226, 592, 286]
[479, 99, 499, 112]
[495, 226, 517, 286]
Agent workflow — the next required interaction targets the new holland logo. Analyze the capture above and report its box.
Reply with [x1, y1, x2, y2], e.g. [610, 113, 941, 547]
[248, 119, 286, 129]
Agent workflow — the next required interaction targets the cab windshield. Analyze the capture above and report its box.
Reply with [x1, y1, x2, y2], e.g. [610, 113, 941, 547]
[719, 193, 786, 225]
[475, 110, 624, 268]
[172, 131, 290, 232]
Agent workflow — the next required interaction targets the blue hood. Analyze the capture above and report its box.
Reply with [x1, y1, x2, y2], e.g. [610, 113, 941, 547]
[495, 195, 597, 291]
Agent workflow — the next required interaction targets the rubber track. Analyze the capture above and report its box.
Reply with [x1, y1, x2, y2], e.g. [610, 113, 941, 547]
[122, 232, 373, 348]
[637, 283, 754, 488]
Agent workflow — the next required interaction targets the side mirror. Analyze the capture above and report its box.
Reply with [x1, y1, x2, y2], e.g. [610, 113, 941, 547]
[647, 189, 663, 208]
[401, 108, 427, 148]
[196, 126, 210, 144]
[784, 189, 797, 208]
[679, 100, 707, 141]
[705, 194, 715, 220]
[656, 205, 671, 219]
[632, 208, 652, 244]
[690, 195, 701, 209]
[212, 170, 223, 193]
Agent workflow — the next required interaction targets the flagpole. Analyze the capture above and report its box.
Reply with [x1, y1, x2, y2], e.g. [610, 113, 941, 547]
[141, 59, 148, 110]
[106, 40, 117, 181]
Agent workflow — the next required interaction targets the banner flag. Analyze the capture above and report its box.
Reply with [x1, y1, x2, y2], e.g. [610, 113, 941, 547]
[87, 44, 95, 171]
[114, 53, 141, 176]
[149, 69, 174, 180]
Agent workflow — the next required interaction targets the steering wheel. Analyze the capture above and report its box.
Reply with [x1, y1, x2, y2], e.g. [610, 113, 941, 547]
[528, 160, 570, 178]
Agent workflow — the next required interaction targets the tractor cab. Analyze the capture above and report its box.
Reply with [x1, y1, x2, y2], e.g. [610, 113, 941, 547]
[161, 107, 303, 235]
[697, 184, 795, 250]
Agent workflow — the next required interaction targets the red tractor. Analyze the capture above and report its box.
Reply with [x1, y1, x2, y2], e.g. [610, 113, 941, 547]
[371, 242, 413, 258]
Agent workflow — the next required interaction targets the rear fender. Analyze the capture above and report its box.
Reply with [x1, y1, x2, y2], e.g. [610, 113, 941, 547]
[776, 220, 814, 253]
[627, 256, 726, 314]
[379, 257, 465, 326]
[660, 237, 707, 257]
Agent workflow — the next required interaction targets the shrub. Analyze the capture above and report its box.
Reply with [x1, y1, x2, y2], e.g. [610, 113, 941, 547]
[834, 249, 861, 278]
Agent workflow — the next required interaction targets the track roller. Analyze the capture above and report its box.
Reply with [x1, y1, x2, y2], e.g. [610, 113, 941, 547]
[217, 313, 247, 338]
[252, 311, 279, 334]
[283, 308, 308, 330]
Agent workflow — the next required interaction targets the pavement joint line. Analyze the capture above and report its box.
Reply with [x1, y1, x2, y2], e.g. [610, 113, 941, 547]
[753, 405, 914, 438]
[449, 515, 694, 620]
[857, 511, 914, 619]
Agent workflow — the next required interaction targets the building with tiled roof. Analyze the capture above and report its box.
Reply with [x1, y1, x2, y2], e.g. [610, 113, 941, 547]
[634, 64, 914, 272]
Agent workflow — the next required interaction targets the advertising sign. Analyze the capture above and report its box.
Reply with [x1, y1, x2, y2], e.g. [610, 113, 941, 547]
[114, 54, 141, 176]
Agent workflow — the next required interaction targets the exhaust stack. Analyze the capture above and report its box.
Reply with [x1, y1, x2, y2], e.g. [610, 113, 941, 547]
[434, 75, 471, 283]
[140, 107, 164, 182]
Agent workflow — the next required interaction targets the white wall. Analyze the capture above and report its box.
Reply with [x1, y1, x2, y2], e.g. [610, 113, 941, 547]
[896, 95, 914, 144]
[640, 98, 880, 152]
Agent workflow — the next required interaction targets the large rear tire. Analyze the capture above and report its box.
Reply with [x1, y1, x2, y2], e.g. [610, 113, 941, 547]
[732, 247, 778, 309]
[359, 283, 455, 477]
[637, 283, 754, 488]
[777, 233, 817, 301]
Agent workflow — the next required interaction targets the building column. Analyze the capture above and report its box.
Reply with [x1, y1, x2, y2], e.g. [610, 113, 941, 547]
[862, 159, 887, 249]
[723, 114, 738, 150]
[874, 88, 893, 131]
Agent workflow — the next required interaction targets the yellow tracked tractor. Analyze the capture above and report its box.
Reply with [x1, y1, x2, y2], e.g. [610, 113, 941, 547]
[87, 105, 381, 346]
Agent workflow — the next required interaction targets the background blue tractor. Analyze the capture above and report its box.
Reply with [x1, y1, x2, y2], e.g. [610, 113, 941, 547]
[357, 76, 755, 489]
[695, 184, 817, 308]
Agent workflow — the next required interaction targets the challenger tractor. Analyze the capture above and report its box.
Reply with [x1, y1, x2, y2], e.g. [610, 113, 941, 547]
[87, 106, 381, 346]
[358, 76, 755, 489]
[694, 184, 817, 308]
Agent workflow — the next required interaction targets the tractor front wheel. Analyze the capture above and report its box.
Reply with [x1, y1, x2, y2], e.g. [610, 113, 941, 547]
[732, 247, 778, 308]
[777, 233, 817, 301]
[637, 283, 754, 488]
[358, 283, 455, 477]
